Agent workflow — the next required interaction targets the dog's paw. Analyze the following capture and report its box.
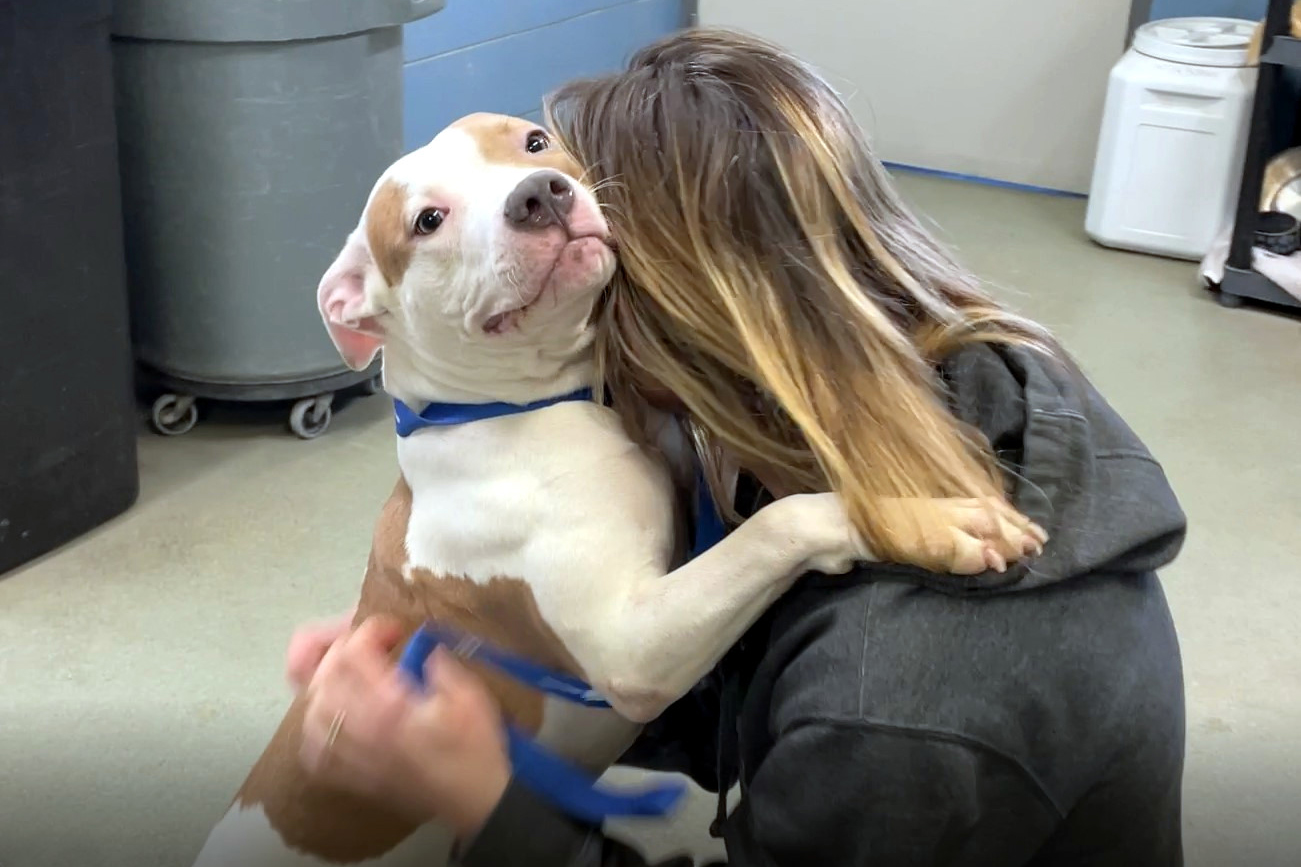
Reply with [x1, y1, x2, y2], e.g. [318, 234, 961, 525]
[880, 497, 1048, 575]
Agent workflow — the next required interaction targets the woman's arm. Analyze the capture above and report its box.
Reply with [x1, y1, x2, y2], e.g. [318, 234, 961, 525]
[459, 719, 1061, 867]
[462, 721, 1061, 867]
[721, 721, 1059, 866]
[459, 780, 701, 867]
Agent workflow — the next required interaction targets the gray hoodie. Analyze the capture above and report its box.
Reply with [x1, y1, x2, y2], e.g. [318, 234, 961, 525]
[463, 342, 1188, 867]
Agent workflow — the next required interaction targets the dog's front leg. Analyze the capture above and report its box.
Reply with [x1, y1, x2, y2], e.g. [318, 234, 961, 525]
[570, 493, 1043, 723]
[571, 492, 869, 723]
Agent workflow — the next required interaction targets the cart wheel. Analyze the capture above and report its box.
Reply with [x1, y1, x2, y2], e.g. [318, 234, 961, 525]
[361, 374, 384, 395]
[1217, 291, 1244, 309]
[150, 394, 198, 437]
[289, 396, 333, 439]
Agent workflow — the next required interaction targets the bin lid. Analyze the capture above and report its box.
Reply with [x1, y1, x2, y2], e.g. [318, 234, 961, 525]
[112, 0, 443, 43]
[1133, 17, 1257, 68]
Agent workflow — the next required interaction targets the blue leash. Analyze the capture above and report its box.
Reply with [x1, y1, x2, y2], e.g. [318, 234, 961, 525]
[392, 386, 728, 825]
[397, 628, 686, 824]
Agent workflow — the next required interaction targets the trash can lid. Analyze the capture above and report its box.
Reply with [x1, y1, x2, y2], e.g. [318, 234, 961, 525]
[112, 0, 443, 43]
[1133, 17, 1257, 68]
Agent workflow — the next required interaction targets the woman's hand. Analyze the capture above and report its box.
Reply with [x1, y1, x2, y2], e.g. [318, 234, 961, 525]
[286, 607, 356, 692]
[297, 617, 512, 839]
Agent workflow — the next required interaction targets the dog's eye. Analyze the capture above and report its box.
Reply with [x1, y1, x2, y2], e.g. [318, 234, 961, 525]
[525, 130, 550, 154]
[413, 208, 444, 235]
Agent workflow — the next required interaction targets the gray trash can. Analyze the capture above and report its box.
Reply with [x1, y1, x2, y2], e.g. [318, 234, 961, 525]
[112, 0, 443, 439]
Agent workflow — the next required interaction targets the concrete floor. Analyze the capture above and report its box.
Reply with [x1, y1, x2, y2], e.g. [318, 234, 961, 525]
[2, 173, 1299, 867]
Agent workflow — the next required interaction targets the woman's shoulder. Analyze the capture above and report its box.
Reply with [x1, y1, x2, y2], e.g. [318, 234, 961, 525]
[937, 339, 1143, 456]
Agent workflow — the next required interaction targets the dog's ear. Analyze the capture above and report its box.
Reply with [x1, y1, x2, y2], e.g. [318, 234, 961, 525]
[317, 229, 385, 371]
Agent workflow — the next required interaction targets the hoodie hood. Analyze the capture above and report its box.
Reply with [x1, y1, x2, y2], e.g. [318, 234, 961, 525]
[885, 342, 1187, 596]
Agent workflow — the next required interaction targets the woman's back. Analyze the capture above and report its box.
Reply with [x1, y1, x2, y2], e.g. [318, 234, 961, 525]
[709, 341, 1185, 866]
[728, 570, 1183, 866]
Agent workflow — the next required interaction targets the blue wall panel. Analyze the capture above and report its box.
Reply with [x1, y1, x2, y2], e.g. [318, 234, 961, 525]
[403, 0, 685, 151]
[406, 1, 634, 62]
[1148, 1, 1267, 19]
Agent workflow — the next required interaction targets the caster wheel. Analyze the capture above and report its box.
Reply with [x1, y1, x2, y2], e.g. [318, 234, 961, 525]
[150, 394, 198, 436]
[1217, 291, 1244, 309]
[289, 396, 332, 439]
[361, 374, 384, 395]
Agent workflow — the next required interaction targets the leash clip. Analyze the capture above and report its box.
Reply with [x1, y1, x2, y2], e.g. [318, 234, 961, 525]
[451, 634, 482, 659]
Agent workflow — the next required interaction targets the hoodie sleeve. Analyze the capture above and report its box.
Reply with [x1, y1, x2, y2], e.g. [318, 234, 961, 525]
[458, 779, 696, 867]
[722, 720, 1061, 867]
[459, 723, 1062, 867]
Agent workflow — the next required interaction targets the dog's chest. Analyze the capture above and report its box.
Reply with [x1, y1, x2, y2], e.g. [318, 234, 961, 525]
[364, 403, 667, 757]
[361, 476, 578, 733]
[393, 403, 675, 595]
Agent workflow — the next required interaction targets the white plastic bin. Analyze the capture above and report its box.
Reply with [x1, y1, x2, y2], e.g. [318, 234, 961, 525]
[1086, 17, 1258, 261]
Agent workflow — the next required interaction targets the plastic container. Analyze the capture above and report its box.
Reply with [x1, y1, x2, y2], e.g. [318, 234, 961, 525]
[0, 0, 139, 576]
[112, 0, 443, 439]
[1086, 17, 1259, 260]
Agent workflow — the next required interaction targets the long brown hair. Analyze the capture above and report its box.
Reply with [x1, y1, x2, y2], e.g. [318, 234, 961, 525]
[545, 29, 1055, 566]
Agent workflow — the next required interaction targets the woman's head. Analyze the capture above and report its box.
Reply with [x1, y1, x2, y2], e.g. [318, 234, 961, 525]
[545, 29, 1053, 563]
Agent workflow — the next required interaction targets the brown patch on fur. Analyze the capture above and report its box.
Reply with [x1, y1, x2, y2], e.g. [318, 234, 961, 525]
[365, 178, 412, 287]
[453, 112, 584, 178]
[233, 477, 584, 863]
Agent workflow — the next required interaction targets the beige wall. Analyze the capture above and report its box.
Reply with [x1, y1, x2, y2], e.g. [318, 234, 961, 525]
[698, 0, 1132, 193]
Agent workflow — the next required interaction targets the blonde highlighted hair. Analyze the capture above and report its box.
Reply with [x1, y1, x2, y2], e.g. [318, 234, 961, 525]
[545, 29, 1056, 566]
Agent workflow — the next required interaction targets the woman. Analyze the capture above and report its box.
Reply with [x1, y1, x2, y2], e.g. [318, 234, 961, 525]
[291, 29, 1188, 867]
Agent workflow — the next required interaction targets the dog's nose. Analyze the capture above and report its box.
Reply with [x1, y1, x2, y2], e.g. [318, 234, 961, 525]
[504, 171, 575, 231]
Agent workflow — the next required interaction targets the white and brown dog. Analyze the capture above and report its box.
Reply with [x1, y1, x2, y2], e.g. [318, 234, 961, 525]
[192, 113, 1040, 867]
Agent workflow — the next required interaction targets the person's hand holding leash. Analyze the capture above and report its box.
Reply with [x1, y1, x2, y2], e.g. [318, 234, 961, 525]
[297, 617, 512, 839]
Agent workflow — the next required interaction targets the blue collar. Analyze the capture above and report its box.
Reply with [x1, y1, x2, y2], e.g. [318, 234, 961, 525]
[393, 387, 595, 437]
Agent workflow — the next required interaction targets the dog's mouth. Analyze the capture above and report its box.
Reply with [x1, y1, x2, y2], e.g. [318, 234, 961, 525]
[483, 235, 615, 334]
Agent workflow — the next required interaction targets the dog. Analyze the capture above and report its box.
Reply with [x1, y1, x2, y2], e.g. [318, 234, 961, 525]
[191, 113, 1042, 867]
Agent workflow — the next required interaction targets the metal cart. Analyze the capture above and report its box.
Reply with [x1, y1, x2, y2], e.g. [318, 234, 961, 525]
[1220, 0, 1301, 312]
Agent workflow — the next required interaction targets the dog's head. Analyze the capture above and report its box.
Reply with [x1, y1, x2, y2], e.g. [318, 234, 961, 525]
[317, 113, 616, 402]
